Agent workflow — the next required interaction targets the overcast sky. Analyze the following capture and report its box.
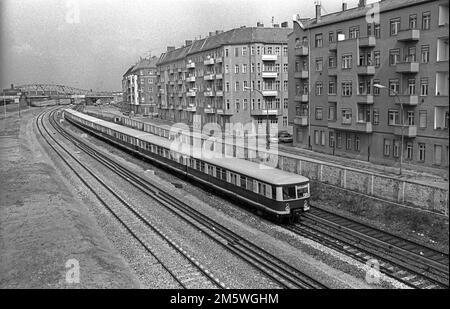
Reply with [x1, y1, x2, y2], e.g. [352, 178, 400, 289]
[0, 0, 367, 91]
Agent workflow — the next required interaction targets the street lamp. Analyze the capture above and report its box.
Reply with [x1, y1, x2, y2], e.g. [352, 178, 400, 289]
[374, 83, 404, 175]
[244, 86, 270, 150]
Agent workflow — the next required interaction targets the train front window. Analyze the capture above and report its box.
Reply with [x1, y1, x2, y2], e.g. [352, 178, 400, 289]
[296, 185, 309, 198]
[283, 186, 296, 200]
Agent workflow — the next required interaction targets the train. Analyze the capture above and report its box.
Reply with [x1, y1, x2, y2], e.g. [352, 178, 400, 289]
[64, 108, 311, 222]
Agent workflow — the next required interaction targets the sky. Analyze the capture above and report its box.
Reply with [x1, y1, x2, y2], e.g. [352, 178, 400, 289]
[0, 0, 369, 92]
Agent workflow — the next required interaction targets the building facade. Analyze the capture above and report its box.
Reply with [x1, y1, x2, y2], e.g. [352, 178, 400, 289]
[156, 26, 292, 136]
[122, 56, 159, 115]
[288, 0, 449, 170]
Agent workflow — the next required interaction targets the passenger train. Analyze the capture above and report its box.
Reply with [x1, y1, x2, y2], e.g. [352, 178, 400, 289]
[64, 109, 310, 222]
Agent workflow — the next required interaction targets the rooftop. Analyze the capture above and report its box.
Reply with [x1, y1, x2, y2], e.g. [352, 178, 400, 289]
[123, 56, 159, 76]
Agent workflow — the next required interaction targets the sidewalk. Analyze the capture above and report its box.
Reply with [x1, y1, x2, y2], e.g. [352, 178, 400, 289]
[83, 105, 449, 189]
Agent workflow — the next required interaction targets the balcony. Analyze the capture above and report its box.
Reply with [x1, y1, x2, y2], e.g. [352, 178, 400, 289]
[204, 58, 215, 65]
[294, 94, 308, 102]
[186, 105, 197, 112]
[294, 115, 308, 126]
[397, 95, 419, 106]
[186, 91, 196, 97]
[328, 120, 373, 133]
[261, 54, 277, 61]
[357, 94, 374, 104]
[262, 71, 278, 78]
[204, 74, 215, 80]
[250, 109, 281, 116]
[262, 90, 278, 96]
[204, 91, 214, 97]
[295, 46, 309, 56]
[216, 109, 233, 115]
[215, 90, 223, 97]
[397, 29, 420, 42]
[329, 42, 337, 50]
[358, 36, 376, 47]
[356, 65, 375, 75]
[216, 57, 223, 63]
[394, 125, 417, 138]
[177, 68, 182, 73]
[294, 70, 309, 79]
[215, 73, 223, 79]
[186, 62, 196, 69]
[204, 108, 216, 114]
[396, 62, 419, 73]
[169, 69, 174, 74]
[186, 76, 196, 82]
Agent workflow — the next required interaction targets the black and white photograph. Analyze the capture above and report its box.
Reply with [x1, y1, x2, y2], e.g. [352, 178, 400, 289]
[0, 0, 448, 295]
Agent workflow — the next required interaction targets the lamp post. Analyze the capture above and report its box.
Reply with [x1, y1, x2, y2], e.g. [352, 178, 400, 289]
[244, 86, 270, 150]
[374, 84, 404, 175]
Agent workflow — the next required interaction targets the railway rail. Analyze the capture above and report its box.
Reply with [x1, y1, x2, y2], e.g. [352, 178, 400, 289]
[36, 108, 224, 289]
[288, 207, 449, 289]
[55, 107, 328, 289]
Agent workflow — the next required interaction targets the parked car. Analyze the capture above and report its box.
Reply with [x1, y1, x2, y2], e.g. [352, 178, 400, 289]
[278, 131, 293, 143]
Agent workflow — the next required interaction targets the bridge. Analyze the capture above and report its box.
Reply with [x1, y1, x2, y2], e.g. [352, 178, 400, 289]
[13, 84, 115, 104]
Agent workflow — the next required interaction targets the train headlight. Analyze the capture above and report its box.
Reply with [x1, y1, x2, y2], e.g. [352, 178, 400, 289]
[303, 200, 310, 211]
[285, 203, 290, 212]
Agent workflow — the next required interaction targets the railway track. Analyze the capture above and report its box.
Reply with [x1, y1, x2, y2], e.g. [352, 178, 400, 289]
[288, 207, 449, 289]
[54, 107, 328, 289]
[36, 108, 224, 289]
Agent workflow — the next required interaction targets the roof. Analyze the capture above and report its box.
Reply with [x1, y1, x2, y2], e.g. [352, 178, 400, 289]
[157, 27, 292, 65]
[66, 109, 308, 186]
[300, 0, 435, 29]
[123, 56, 158, 76]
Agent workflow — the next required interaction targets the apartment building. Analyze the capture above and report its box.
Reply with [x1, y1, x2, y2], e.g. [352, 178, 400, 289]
[122, 56, 159, 115]
[288, 0, 449, 169]
[156, 25, 292, 135]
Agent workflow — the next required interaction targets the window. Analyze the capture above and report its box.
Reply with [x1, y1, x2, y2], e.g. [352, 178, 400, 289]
[418, 143, 426, 161]
[388, 110, 399, 125]
[328, 56, 336, 68]
[373, 109, 379, 125]
[235, 81, 239, 91]
[406, 46, 416, 62]
[242, 46, 247, 56]
[409, 14, 417, 29]
[315, 107, 323, 120]
[315, 58, 323, 71]
[329, 132, 335, 148]
[243, 80, 248, 91]
[435, 145, 442, 165]
[234, 47, 239, 57]
[235, 99, 240, 111]
[225, 48, 229, 57]
[407, 111, 415, 125]
[283, 117, 288, 127]
[367, 24, 372, 36]
[393, 140, 400, 157]
[342, 109, 352, 124]
[422, 12, 431, 30]
[390, 18, 401, 35]
[251, 46, 255, 55]
[349, 26, 360, 39]
[251, 63, 255, 73]
[355, 135, 360, 151]
[389, 79, 400, 95]
[283, 64, 288, 72]
[419, 111, 427, 128]
[314, 130, 319, 145]
[283, 98, 288, 109]
[329, 31, 334, 42]
[406, 142, 413, 160]
[315, 82, 323, 96]
[408, 79, 416, 95]
[373, 79, 380, 95]
[283, 46, 288, 56]
[257, 63, 261, 73]
[384, 139, 391, 156]
[336, 132, 342, 148]
[321, 131, 326, 146]
[342, 54, 352, 69]
[225, 65, 229, 74]
[315, 33, 323, 48]
[242, 64, 247, 73]
[341, 81, 352, 96]
[346, 134, 352, 150]
[267, 46, 273, 55]
[234, 65, 239, 74]
[283, 80, 288, 91]
[421, 45, 430, 63]
[329, 80, 336, 95]
[389, 49, 400, 65]
[275, 46, 280, 55]
[374, 24, 381, 38]
[374, 51, 380, 67]
[328, 104, 336, 120]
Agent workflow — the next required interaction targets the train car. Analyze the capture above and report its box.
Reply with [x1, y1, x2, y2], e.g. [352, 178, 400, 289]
[64, 109, 310, 222]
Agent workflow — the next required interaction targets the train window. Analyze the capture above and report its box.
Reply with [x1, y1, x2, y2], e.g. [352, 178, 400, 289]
[230, 173, 238, 185]
[195, 160, 201, 170]
[265, 185, 272, 199]
[246, 178, 253, 190]
[296, 184, 309, 198]
[207, 165, 214, 176]
[219, 168, 227, 180]
[240, 176, 247, 189]
[272, 186, 277, 200]
[283, 186, 297, 200]
[200, 162, 206, 172]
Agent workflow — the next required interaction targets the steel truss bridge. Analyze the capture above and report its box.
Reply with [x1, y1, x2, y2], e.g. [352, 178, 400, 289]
[16, 84, 113, 98]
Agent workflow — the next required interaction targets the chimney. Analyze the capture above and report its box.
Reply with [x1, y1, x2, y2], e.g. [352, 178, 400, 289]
[167, 46, 175, 52]
[315, 4, 321, 22]
[185, 40, 192, 46]
[342, 2, 347, 11]
[215, 30, 224, 35]
[358, 0, 366, 7]
[281, 21, 288, 28]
